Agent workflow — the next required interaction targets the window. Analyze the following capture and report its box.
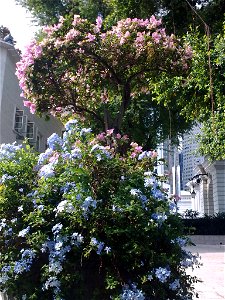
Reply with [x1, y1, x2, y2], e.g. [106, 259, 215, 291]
[14, 109, 24, 131]
[26, 122, 35, 140]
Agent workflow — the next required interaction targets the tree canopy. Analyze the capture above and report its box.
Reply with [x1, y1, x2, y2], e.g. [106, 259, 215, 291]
[16, 0, 225, 35]
[16, 15, 193, 148]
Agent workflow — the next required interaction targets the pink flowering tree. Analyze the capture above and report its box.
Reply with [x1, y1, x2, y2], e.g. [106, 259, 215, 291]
[16, 15, 192, 147]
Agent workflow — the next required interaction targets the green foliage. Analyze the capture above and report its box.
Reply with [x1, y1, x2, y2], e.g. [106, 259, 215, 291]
[0, 121, 199, 299]
[183, 212, 225, 235]
[16, 0, 225, 36]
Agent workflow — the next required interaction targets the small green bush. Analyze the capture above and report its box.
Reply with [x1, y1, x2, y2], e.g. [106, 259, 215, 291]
[183, 211, 225, 235]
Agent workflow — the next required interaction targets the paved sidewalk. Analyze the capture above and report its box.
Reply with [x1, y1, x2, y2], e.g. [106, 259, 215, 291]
[186, 244, 225, 299]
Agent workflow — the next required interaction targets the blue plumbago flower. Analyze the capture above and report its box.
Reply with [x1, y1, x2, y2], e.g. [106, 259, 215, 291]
[90, 237, 98, 246]
[82, 196, 97, 213]
[18, 226, 30, 237]
[14, 260, 30, 274]
[60, 182, 76, 194]
[180, 250, 200, 269]
[37, 148, 53, 166]
[4, 227, 13, 236]
[37, 204, 44, 211]
[90, 238, 110, 255]
[55, 200, 75, 214]
[43, 276, 61, 290]
[80, 127, 92, 136]
[0, 142, 22, 161]
[70, 147, 82, 159]
[90, 144, 111, 159]
[154, 267, 171, 283]
[151, 187, 165, 200]
[38, 163, 55, 178]
[18, 205, 23, 212]
[0, 174, 14, 183]
[64, 119, 78, 131]
[169, 279, 180, 291]
[11, 218, 17, 223]
[0, 273, 9, 284]
[104, 246, 111, 254]
[120, 283, 145, 300]
[21, 249, 36, 263]
[171, 237, 188, 248]
[71, 232, 84, 246]
[169, 201, 178, 212]
[151, 213, 167, 226]
[52, 223, 63, 235]
[130, 189, 148, 207]
[97, 242, 105, 255]
[138, 151, 153, 160]
[47, 133, 63, 150]
[22, 295, 27, 300]
[130, 189, 141, 196]
[0, 219, 7, 231]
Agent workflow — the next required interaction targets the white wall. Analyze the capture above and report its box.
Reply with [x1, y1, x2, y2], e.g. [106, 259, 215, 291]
[0, 40, 63, 151]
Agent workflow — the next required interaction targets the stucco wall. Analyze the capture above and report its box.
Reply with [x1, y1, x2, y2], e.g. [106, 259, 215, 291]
[0, 40, 63, 151]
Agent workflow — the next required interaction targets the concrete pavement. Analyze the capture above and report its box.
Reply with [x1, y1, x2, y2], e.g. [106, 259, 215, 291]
[186, 244, 225, 299]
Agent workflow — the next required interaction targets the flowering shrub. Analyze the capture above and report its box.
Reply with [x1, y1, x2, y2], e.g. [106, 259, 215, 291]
[0, 120, 199, 299]
[16, 15, 192, 135]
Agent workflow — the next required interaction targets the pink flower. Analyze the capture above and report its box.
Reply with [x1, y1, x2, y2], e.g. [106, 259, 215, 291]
[149, 15, 162, 28]
[96, 16, 103, 30]
[106, 129, 114, 135]
[131, 152, 137, 158]
[30, 103, 36, 114]
[152, 151, 157, 158]
[135, 146, 143, 153]
[152, 32, 161, 44]
[130, 142, 138, 148]
[116, 133, 121, 139]
[96, 132, 105, 141]
[23, 100, 32, 107]
[86, 33, 96, 42]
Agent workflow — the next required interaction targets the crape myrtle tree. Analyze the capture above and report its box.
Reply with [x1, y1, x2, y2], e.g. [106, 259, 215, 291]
[16, 15, 193, 148]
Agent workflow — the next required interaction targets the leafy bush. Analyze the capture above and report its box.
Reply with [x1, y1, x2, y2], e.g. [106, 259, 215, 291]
[0, 121, 199, 299]
[183, 212, 225, 235]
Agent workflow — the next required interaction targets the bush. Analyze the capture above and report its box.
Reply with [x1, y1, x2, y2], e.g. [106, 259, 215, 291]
[183, 211, 225, 235]
[0, 121, 199, 299]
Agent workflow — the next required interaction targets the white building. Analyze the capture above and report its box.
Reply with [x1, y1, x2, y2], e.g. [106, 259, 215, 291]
[187, 158, 225, 215]
[0, 40, 63, 151]
[181, 125, 204, 190]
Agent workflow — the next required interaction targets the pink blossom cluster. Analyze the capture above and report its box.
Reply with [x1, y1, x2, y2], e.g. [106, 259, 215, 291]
[42, 16, 65, 37]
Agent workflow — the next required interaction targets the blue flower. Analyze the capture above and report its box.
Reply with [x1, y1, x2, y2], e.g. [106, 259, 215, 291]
[52, 223, 63, 235]
[80, 127, 92, 136]
[18, 226, 30, 237]
[64, 119, 78, 131]
[37, 148, 53, 165]
[120, 283, 145, 300]
[155, 267, 171, 283]
[0, 142, 22, 161]
[47, 133, 63, 150]
[39, 163, 55, 178]
[43, 276, 61, 290]
[0, 174, 14, 183]
[169, 279, 180, 291]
